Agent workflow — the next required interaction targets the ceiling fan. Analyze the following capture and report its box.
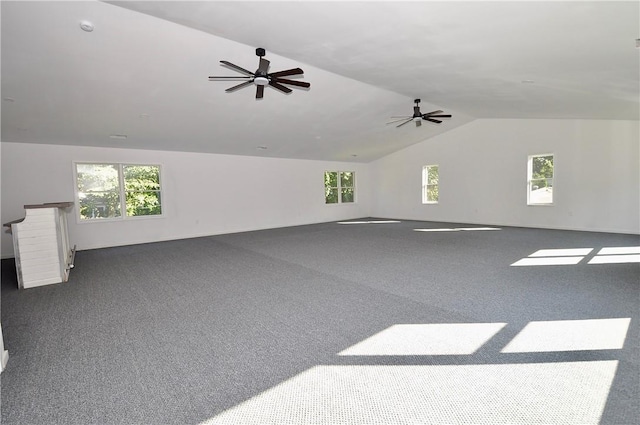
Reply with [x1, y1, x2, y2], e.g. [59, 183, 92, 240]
[388, 99, 452, 127]
[208, 48, 310, 99]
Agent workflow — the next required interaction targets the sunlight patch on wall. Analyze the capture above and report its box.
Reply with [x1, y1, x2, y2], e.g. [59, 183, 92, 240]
[502, 318, 631, 353]
[337, 323, 506, 356]
[202, 361, 618, 425]
[414, 227, 501, 232]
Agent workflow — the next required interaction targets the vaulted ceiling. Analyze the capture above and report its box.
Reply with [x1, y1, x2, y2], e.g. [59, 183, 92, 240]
[2, 1, 638, 162]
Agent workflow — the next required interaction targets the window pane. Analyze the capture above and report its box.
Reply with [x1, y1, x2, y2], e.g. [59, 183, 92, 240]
[325, 188, 339, 204]
[76, 163, 119, 192]
[123, 165, 161, 191]
[124, 165, 162, 217]
[78, 191, 121, 219]
[340, 171, 354, 188]
[529, 155, 554, 205]
[423, 165, 439, 203]
[427, 185, 439, 202]
[341, 188, 354, 203]
[529, 179, 553, 204]
[126, 191, 162, 216]
[76, 163, 121, 220]
[532, 155, 553, 179]
[324, 172, 338, 188]
[428, 166, 439, 185]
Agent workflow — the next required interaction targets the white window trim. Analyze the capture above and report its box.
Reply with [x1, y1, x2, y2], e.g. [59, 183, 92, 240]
[73, 161, 165, 223]
[324, 171, 356, 205]
[527, 153, 554, 206]
[422, 165, 439, 204]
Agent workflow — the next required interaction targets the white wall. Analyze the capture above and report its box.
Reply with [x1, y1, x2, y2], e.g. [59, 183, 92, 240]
[2, 118, 638, 259]
[370, 119, 639, 234]
[1, 143, 371, 257]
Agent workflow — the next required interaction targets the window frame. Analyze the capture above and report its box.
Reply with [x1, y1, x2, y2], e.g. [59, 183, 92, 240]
[422, 164, 439, 204]
[324, 171, 356, 205]
[527, 153, 554, 206]
[73, 161, 164, 223]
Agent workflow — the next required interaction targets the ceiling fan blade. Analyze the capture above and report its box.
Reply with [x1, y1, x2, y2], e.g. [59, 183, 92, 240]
[415, 120, 422, 127]
[225, 80, 254, 92]
[424, 118, 443, 124]
[386, 116, 412, 125]
[396, 118, 413, 128]
[220, 61, 254, 76]
[269, 68, 304, 78]
[256, 85, 265, 99]
[390, 116, 412, 119]
[209, 76, 253, 80]
[269, 80, 292, 94]
[423, 110, 443, 116]
[424, 114, 452, 118]
[273, 78, 310, 88]
[258, 57, 270, 73]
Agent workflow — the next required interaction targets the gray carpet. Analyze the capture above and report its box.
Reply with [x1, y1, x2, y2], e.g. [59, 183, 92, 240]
[1, 219, 638, 424]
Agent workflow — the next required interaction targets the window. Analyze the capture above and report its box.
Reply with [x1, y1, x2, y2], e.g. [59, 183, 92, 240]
[325, 171, 355, 204]
[75, 163, 162, 220]
[527, 154, 554, 205]
[422, 165, 439, 204]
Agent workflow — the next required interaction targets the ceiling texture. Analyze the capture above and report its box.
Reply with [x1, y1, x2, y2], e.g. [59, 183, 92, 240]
[1, 1, 638, 163]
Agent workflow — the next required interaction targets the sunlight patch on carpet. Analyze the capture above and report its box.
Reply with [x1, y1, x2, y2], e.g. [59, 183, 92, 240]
[337, 323, 506, 356]
[502, 318, 631, 353]
[202, 361, 618, 425]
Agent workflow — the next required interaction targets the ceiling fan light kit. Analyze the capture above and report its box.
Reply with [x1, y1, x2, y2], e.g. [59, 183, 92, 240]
[208, 47, 310, 99]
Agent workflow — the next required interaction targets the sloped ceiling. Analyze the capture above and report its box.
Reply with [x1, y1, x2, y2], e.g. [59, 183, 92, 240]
[1, 1, 638, 162]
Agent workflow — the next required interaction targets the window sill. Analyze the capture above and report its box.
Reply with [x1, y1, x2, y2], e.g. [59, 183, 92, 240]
[76, 214, 165, 224]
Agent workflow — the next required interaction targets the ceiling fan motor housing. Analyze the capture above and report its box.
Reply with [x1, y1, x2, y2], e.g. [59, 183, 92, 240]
[412, 99, 422, 117]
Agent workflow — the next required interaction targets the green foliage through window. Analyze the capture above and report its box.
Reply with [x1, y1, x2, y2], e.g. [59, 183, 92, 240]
[528, 154, 554, 205]
[124, 165, 162, 216]
[76, 164, 121, 219]
[422, 165, 439, 203]
[325, 171, 355, 204]
[76, 163, 162, 220]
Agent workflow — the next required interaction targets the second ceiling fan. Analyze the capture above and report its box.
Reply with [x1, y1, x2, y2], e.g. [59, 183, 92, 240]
[388, 99, 452, 127]
[209, 48, 310, 99]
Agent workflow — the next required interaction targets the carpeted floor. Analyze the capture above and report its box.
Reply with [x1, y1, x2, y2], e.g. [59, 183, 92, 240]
[1, 219, 638, 424]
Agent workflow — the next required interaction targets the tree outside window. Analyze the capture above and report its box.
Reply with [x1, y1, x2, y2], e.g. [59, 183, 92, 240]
[528, 154, 554, 205]
[76, 163, 163, 220]
[422, 165, 439, 204]
[76, 164, 121, 219]
[123, 165, 162, 216]
[325, 171, 355, 204]
[340, 172, 355, 203]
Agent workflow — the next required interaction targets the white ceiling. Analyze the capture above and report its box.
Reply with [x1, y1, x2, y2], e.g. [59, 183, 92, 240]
[2, 1, 638, 163]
